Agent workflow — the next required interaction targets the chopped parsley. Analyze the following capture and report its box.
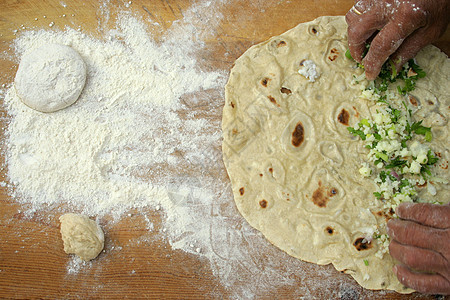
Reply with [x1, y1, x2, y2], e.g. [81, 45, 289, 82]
[346, 43, 426, 95]
[346, 46, 442, 213]
[347, 127, 366, 140]
[410, 121, 432, 142]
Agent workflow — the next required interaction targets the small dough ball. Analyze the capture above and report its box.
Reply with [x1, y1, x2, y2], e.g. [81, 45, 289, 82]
[14, 44, 87, 113]
[59, 213, 104, 261]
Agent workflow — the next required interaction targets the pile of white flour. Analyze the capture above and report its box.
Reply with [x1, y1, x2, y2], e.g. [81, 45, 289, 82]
[0, 1, 395, 298]
[3, 11, 224, 214]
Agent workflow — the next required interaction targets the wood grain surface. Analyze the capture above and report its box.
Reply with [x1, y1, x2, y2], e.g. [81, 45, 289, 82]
[0, 1, 449, 299]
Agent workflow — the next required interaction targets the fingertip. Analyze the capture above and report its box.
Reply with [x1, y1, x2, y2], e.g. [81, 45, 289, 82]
[363, 66, 379, 81]
[395, 202, 413, 218]
[362, 56, 381, 80]
[391, 264, 450, 294]
[347, 43, 365, 63]
[392, 264, 398, 274]
[386, 219, 397, 239]
[362, 66, 375, 80]
[364, 72, 377, 81]
[392, 264, 409, 282]
[388, 239, 395, 255]
[386, 218, 393, 228]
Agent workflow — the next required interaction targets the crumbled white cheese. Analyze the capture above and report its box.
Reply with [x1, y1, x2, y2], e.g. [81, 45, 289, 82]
[350, 60, 443, 230]
[361, 225, 377, 241]
[427, 182, 437, 196]
[416, 152, 428, 164]
[375, 234, 389, 259]
[409, 160, 421, 174]
[395, 147, 410, 157]
[361, 89, 380, 101]
[410, 140, 428, 157]
[393, 193, 412, 203]
[298, 60, 320, 82]
[359, 163, 372, 177]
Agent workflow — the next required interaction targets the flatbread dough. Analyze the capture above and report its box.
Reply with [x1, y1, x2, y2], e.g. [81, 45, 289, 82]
[60, 213, 104, 261]
[222, 16, 449, 293]
[14, 44, 86, 113]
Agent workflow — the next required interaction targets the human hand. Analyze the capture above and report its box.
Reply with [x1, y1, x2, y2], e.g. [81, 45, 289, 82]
[387, 202, 450, 295]
[345, 0, 450, 80]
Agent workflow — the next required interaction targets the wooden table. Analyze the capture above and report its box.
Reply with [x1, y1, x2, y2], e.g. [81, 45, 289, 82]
[0, 1, 449, 298]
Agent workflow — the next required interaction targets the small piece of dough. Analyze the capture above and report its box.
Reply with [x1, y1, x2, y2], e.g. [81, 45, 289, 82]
[59, 213, 104, 261]
[14, 44, 87, 113]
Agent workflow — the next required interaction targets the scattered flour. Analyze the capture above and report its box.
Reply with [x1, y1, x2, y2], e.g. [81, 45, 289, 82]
[0, 0, 404, 298]
[4, 11, 223, 216]
[66, 256, 92, 275]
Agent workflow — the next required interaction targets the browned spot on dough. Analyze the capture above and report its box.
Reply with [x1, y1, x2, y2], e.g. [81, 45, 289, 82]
[416, 181, 427, 188]
[292, 122, 305, 147]
[330, 48, 339, 54]
[268, 168, 273, 174]
[299, 59, 306, 66]
[311, 27, 317, 34]
[409, 96, 418, 106]
[312, 187, 328, 208]
[261, 78, 270, 87]
[311, 184, 337, 208]
[352, 106, 359, 118]
[259, 199, 267, 208]
[337, 109, 350, 125]
[434, 153, 447, 168]
[325, 226, 334, 235]
[268, 96, 280, 107]
[277, 40, 287, 47]
[374, 210, 393, 222]
[427, 100, 434, 105]
[259, 173, 263, 177]
[239, 187, 244, 196]
[232, 128, 238, 135]
[389, 208, 395, 216]
[353, 238, 373, 251]
[328, 55, 338, 61]
[230, 102, 235, 108]
[280, 87, 292, 94]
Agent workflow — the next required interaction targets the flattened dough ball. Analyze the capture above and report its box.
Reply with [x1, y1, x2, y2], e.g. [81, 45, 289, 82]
[59, 213, 104, 261]
[14, 44, 87, 113]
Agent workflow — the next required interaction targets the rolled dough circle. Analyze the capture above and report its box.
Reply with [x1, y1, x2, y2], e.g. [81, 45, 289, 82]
[14, 44, 87, 113]
[222, 16, 449, 293]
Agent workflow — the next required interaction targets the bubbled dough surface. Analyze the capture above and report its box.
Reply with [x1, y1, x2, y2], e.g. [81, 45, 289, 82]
[14, 44, 87, 113]
[60, 213, 104, 261]
[222, 16, 449, 293]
